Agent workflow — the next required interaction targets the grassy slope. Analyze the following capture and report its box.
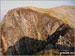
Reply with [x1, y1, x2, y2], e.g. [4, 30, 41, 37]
[21, 6, 75, 54]
[2, 5, 74, 28]
[48, 5, 75, 28]
[22, 6, 75, 28]
[1, 6, 74, 55]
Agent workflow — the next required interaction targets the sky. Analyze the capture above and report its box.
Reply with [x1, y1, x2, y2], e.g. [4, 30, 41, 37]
[0, 1, 75, 21]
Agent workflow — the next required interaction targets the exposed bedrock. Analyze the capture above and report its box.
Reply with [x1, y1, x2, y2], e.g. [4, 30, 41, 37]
[1, 7, 74, 55]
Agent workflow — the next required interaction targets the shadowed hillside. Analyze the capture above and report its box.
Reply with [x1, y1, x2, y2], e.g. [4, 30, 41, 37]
[0, 5, 74, 55]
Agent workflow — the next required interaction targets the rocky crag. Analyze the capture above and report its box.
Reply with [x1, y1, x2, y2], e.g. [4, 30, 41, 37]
[0, 5, 75, 55]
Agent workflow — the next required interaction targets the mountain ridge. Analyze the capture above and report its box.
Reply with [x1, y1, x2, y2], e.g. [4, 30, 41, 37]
[1, 5, 74, 55]
[2, 5, 74, 28]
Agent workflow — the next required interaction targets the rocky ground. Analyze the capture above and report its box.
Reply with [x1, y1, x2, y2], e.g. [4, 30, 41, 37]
[0, 5, 75, 56]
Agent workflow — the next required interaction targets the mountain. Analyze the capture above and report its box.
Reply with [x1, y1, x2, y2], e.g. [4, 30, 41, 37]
[23, 5, 75, 28]
[48, 5, 75, 28]
[0, 5, 74, 55]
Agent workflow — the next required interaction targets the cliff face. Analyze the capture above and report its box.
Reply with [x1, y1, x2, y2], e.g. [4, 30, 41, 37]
[1, 6, 74, 55]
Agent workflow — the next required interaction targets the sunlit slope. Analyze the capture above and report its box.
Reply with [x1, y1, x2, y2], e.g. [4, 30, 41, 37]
[21, 5, 75, 28]
[48, 5, 75, 28]
[1, 5, 74, 55]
